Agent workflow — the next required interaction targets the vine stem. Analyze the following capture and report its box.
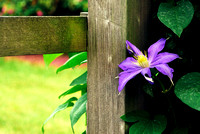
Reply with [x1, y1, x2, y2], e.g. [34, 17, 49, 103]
[153, 75, 173, 94]
[152, 75, 177, 126]
[166, 95, 177, 126]
[152, 76, 165, 92]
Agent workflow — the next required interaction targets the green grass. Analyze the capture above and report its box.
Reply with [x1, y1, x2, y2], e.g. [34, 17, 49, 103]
[0, 58, 87, 134]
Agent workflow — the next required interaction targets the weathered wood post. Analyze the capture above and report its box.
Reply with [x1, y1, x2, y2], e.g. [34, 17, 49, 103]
[87, 0, 151, 133]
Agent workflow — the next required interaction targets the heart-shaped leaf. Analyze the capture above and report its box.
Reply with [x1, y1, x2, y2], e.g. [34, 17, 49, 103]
[157, 0, 194, 37]
[120, 111, 149, 123]
[121, 111, 167, 134]
[129, 115, 167, 134]
[175, 72, 200, 111]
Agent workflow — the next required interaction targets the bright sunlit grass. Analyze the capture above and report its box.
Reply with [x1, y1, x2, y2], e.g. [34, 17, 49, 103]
[0, 58, 86, 134]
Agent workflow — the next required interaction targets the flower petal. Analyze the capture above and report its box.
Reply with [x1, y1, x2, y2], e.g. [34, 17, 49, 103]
[148, 38, 166, 63]
[141, 68, 154, 83]
[118, 68, 142, 92]
[155, 64, 174, 84]
[151, 52, 179, 66]
[119, 57, 140, 71]
[126, 40, 143, 55]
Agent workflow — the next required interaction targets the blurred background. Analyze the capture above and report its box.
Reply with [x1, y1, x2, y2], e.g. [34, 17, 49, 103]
[0, 0, 87, 134]
[0, 0, 88, 16]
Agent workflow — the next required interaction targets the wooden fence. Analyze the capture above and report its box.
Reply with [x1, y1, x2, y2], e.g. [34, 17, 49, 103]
[0, 16, 87, 56]
[0, 0, 150, 133]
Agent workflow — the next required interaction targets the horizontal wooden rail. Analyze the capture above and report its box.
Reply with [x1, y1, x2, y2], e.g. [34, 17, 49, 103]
[0, 16, 87, 57]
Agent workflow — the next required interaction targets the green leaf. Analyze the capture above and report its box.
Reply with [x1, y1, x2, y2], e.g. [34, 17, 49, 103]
[174, 72, 200, 111]
[70, 71, 87, 86]
[82, 130, 86, 134]
[59, 84, 87, 99]
[120, 111, 149, 123]
[142, 84, 154, 97]
[56, 52, 87, 73]
[157, 0, 194, 37]
[43, 53, 63, 67]
[129, 114, 167, 134]
[42, 97, 78, 133]
[80, 59, 87, 64]
[121, 111, 167, 134]
[171, 127, 188, 134]
[70, 93, 87, 133]
[68, 52, 80, 58]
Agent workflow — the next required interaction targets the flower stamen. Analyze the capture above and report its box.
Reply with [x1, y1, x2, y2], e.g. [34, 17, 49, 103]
[133, 53, 149, 68]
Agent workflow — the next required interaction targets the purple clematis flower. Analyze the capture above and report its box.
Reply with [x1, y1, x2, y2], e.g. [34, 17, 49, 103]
[118, 38, 179, 92]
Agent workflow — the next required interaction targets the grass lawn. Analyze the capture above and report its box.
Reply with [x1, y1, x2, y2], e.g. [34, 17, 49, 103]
[0, 58, 86, 134]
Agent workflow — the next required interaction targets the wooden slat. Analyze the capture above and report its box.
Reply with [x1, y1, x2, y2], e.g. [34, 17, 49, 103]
[87, 0, 151, 134]
[0, 16, 87, 57]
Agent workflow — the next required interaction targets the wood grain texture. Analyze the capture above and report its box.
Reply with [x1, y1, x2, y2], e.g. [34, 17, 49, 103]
[0, 16, 87, 57]
[87, 0, 151, 133]
[87, 0, 127, 134]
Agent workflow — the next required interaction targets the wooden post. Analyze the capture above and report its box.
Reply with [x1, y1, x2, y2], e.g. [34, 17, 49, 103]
[87, 0, 151, 133]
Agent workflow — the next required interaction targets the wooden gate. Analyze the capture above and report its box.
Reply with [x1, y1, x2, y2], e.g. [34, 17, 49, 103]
[0, 0, 151, 133]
